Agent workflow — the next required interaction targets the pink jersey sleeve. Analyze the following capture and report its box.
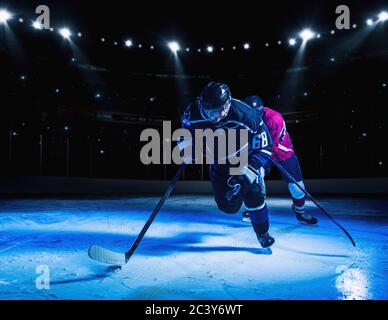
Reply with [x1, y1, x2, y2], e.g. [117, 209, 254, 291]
[263, 107, 294, 161]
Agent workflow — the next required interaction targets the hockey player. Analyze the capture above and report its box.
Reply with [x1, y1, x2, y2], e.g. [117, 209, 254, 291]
[242, 95, 318, 225]
[180, 82, 275, 248]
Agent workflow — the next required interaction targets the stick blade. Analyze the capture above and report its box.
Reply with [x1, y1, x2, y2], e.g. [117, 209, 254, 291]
[88, 245, 127, 265]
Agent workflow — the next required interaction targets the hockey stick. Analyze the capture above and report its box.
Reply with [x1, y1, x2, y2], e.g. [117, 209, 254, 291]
[267, 155, 356, 247]
[88, 163, 187, 265]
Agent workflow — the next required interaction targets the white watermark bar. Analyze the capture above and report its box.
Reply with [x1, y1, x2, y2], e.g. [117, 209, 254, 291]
[140, 121, 249, 175]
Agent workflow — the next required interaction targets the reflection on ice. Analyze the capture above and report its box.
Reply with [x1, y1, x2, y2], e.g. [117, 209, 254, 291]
[0, 196, 387, 299]
[336, 266, 370, 300]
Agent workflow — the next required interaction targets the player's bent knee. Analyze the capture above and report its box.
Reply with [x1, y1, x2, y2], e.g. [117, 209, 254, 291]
[243, 194, 265, 212]
[288, 181, 305, 199]
[216, 200, 242, 214]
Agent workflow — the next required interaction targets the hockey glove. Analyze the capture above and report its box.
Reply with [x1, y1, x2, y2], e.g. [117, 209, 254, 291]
[226, 165, 265, 201]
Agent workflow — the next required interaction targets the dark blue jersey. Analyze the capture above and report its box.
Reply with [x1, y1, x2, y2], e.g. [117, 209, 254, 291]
[181, 98, 273, 169]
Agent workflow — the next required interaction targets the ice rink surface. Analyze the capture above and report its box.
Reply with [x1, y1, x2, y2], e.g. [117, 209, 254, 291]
[0, 195, 387, 300]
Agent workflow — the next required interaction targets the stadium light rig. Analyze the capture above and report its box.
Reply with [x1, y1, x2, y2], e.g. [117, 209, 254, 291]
[59, 28, 72, 40]
[207, 45, 214, 53]
[378, 11, 388, 22]
[243, 43, 250, 50]
[0, 9, 12, 24]
[32, 21, 42, 30]
[168, 41, 180, 54]
[124, 39, 133, 47]
[288, 38, 297, 46]
[299, 29, 315, 42]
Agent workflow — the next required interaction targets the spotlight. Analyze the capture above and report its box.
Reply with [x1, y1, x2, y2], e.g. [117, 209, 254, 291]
[299, 29, 315, 42]
[168, 41, 180, 53]
[0, 9, 11, 24]
[265, 43, 269, 47]
[124, 39, 133, 47]
[352, 24, 357, 29]
[316, 34, 321, 38]
[288, 38, 296, 46]
[55, 88, 60, 93]
[95, 93, 101, 99]
[366, 19, 374, 26]
[197, 48, 201, 52]
[221, 47, 224, 51]
[64, 126, 70, 131]
[186, 48, 190, 52]
[207, 45, 214, 53]
[20, 75, 26, 80]
[243, 43, 250, 50]
[49, 27, 54, 32]
[378, 11, 388, 22]
[138, 44, 142, 48]
[59, 28, 72, 40]
[77, 32, 82, 37]
[71, 57, 76, 62]
[277, 40, 282, 45]
[232, 46, 236, 50]
[101, 37, 105, 42]
[330, 57, 335, 62]
[32, 21, 42, 30]
[99, 150, 105, 155]
[19, 18, 23, 23]
[330, 30, 335, 35]
[114, 41, 118, 46]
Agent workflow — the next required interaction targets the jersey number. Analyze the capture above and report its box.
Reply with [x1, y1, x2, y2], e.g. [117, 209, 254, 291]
[252, 132, 269, 150]
[279, 121, 287, 142]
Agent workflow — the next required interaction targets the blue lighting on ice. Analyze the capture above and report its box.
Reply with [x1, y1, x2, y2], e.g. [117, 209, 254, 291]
[0, 196, 387, 299]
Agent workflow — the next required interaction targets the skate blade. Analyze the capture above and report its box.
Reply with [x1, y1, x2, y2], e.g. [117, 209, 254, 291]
[88, 245, 127, 265]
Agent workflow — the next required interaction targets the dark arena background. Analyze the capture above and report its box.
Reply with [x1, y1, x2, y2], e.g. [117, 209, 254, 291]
[0, 0, 388, 304]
